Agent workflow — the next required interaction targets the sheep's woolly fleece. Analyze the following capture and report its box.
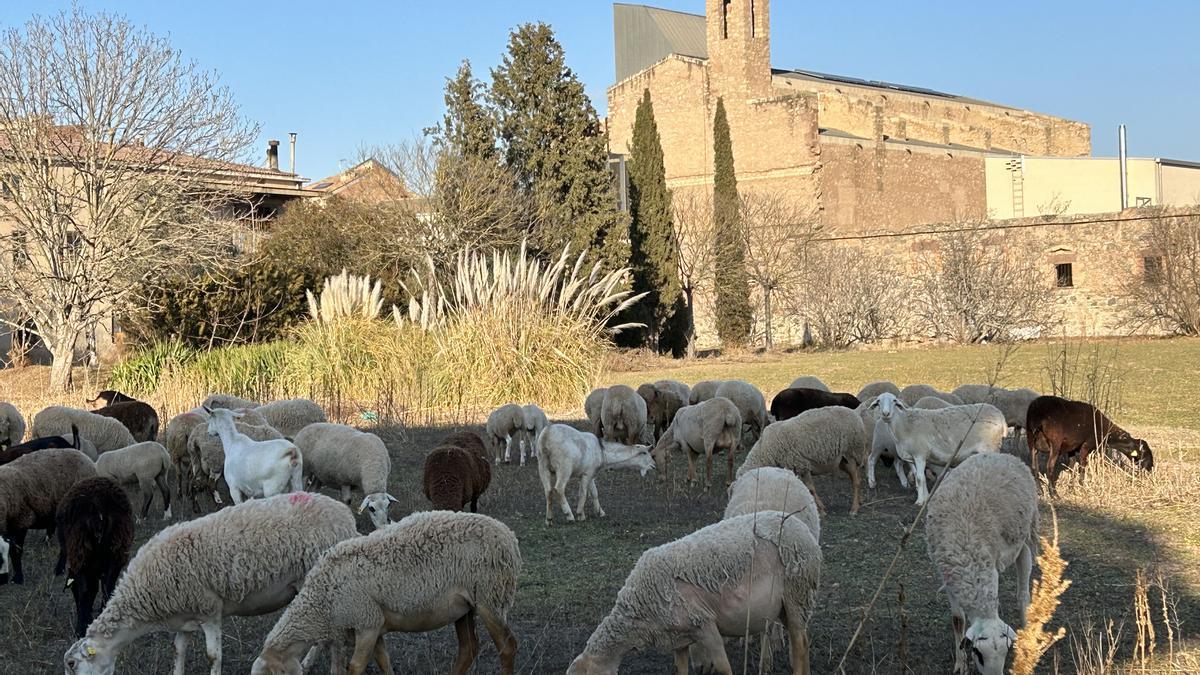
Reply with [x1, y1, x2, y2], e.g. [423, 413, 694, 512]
[201, 394, 259, 410]
[585, 510, 821, 656]
[724, 467, 820, 542]
[715, 380, 768, 431]
[738, 406, 866, 478]
[163, 411, 207, 466]
[95, 442, 170, 485]
[254, 399, 327, 439]
[789, 376, 829, 392]
[925, 452, 1039, 622]
[260, 510, 521, 649]
[952, 384, 1040, 427]
[857, 381, 900, 402]
[601, 385, 647, 442]
[689, 380, 723, 405]
[33, 406, 136, 454]
[899, 384, 963, 407]
[0, 402, 26, 447]
[584, 389, 607, 432]
[83, 493, 357, 640]
[0, 449, 97, 532]
[294, 423, 390, 495]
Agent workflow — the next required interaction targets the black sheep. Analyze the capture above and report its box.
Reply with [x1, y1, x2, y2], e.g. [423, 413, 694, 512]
[92, 401, 160, 443]
[0, 423, 82, 466]
[86, 390, 138, 410]
[770, 387, 861, 422]
[1025, 395, 1154, 490]
[55, 476, 134, 637]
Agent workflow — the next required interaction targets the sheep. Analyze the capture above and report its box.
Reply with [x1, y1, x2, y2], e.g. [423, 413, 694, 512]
[737, 406, 867, 514]
[485, 403, 525, 465]
[567, 510, 821, 675]
[85, 390, 137, 410]
[0, 401, 26, 449]
[536, 423, 655, 525]
[200, 393, 259, 410]
[915, 396, 955, 410]
[584, 387, 608, 437]
[1025, 395, 1153, 490]
[63, 492, 357, 675]
[715, 380, 769, 442]
[689, 379, 723, 405]
[0, 448, 97, 585]
[789, 375, 830, 392]
[509, 403, 549, 466]
[953, 384, 1041, 431]
[188, 416, 284, 508]
[857, 380, 901, 402]
[91, 401, 159, 443]
[251, 511, 520, 675]
[651, 397, 742, 489]
[868, 393, 1007, 505]
[54, 476, 133, 637]
[94, 441, 172, 520]
[925, 452, 1039, 675]
[204, 407, 302, 504]
[724, 467, 820, 542]
[423, 430, 492, 513]
[254, 398, 327, 439]
[637, 381, 689, 443]
[857, 397, 911, 491]
[292, 422, 396, 528]
[0, 422, 86, 466]
[602, 384, 648, 445]
[163, 409, 207, 502]
[898, 384, 964, 407]
[32, 406, 136, 455]
[770, 387, 861, 422]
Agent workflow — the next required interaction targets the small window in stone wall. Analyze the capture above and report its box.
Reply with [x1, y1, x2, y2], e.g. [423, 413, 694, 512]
[1144, 256, 1164, 284]
[1055, 263, 1074, 288]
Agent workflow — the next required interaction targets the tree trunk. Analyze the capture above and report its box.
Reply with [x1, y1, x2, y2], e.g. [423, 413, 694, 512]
[684, 286, 697, 359]
[763, 286, 774, 351]
[47, 333, 77, 392]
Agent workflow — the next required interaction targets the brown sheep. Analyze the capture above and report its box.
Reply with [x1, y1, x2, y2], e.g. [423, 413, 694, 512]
[637, 382, 687, 442]
[1026, 395, 1154, 490]
[85, 390, 137, 411]
[422, 431, 492, 512]
[54, 476, 134, 637]
[92, 401, 159, 443]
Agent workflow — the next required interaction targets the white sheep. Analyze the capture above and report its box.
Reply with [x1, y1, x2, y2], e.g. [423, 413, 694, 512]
[926, 452, 1039, 675]
[857, 381, 901, 402]
[200, 393, 259, 410]
[251, 511, 521, 675]
[0, 401, 26, 448]
[584, 387, 607, 437]
[486, 403, 525, 465]
[188, 417, 283, 507]
[95, 441, 172, 520]
[63, 492, 357, 675]
[715, 380, 769, 442]
[203, 407, 302, 504]
[254, 398, 327, 439]
[915, 396, 955, 410]
[737, 406, 867, 514]
[724, 466, 820, 542]
[857, 397, 910, 491]
[688, 379, 723, 405]
[789, 375, 830, 392]
[515, 403, 549, 465]
[952, 384, 1040, 430]
[567, 510, 821, 675]
[32, 406, 136, 455]
[898, 384, 963, 407]
[651, 397, 741, 489]
[601, 384, 648, 445]
[293, 422, 395, 529]
[536, 424, 655, 525]
[868, 393, 1006, 505]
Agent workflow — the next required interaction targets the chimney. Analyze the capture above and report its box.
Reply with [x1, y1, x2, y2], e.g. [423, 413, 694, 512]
[288, 132, 297, 175]
[266, 139, 280, 171]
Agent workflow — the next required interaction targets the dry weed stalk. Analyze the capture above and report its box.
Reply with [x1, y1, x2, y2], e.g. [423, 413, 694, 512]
[1132, 570, 1156, 664]
[1011, 508, 1071, 675]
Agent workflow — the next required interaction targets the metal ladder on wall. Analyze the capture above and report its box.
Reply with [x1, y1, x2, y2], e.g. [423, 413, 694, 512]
[1006, 157, 1025, 218]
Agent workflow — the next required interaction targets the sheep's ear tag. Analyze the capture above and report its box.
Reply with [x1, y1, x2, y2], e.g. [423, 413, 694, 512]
[86, 645, 96, 656]
[1130, 449, 1139, 457]
[65, 577, 74, 588]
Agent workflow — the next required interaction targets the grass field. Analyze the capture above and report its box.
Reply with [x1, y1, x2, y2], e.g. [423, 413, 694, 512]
[1, 337, 1198, 673]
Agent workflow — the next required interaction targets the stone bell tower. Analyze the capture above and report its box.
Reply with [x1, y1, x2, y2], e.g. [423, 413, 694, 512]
[706, 0, 771, 101]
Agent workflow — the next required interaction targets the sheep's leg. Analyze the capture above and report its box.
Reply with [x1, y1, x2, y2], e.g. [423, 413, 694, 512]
[894, 457, 910, 490]
[588, 479, 605, 518]
[451, 612, 480, 675]
[801, 473, 825, 515]
[673, 647, 690, 675]
[576, 475, 591, 521]
[347, 626, 384, 675]
[1017, 544, 1033, 620]
[503, 435, 513, 464]
[951, 610, 969, 675]
[912, 455, 930, 505]
[686, 448, 697, 486]
[841, 458, 862, 515]
[156, 472, 172, 520]
[138, 477, 155, 519]
[866, 442, 882, 489]
[371, 636, 392, 674]
[478, 604, 518, 675]
[555, 473, 575, 521]
[8, 528, 26, 584]
[726, 443, 736, 487]
[693, 622, 733, 675]
[1045, 446, 1061, 495]
[70, 574, 97, 638]
[538, 464, 554, 525]
[784, 615, 811, 675]
[201, 619, 223, 675]
[172, 632, 189, 675]
[341, 485, 352, 505]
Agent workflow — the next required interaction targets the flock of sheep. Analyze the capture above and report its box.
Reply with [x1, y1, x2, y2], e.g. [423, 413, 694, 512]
[0, 371, 1156, 674]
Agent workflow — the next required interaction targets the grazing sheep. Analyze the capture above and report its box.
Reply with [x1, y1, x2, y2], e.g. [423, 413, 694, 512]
[85, 390, 137, 410]
[724, 467, 820, 542]
[516, 403, 550, 464]
[1025, 395, 1154, 490]
[868, 393, 1006, 505]
[254, 398, 327, 439]
[536, 424, 655, 525]
[770, 387, 861, 422]
[584, 388, 608, 437]
[0, 423, 85, 466]
[926, 452, 1038, 675]
[32, 406, 136, 455]
[953, 385, 1041, 430]
[164, 410, 207, 503]
[898, 384, 963, 407]
[188, 417, 284, 508]
[293, 422, 396, 528]
[54, 476, 134, 637]
[0, 401, 26, 449]
[567, 511, 821, 675]
[637, 381, 689, 443]
[689, 379, 723, 405]
[200, 393, 259, 410]
[789, 375, 830, 392]
[422, 430, 492, 513]
[602, 385, 649, 445]
[715, 380, 769, 442]
[252, 511, 520, 675]
[915, 396, 955, 410]
[91, 401, 159, 443]
[857, 398, 910, 491]
[857, 381, 901, 402]
[0, 448, 97, 585]
[486, 403, 525, 465]
[204, 407, 302, 504]
[737, 406, 867, 514]
[94, 441, 172, 520]
[63, 492, 357, 675]
[651, 397, 741, 489]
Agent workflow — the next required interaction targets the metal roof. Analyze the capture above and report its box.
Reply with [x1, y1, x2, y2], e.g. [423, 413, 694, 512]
[614, 3, 707, 82]
[774, 68, 1016, 110]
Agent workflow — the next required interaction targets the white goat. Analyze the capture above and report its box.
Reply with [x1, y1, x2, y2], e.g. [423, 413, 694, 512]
[535, 424, 655, 525]
[867, 393, 1006, 505]
[203, 407, 303, 504]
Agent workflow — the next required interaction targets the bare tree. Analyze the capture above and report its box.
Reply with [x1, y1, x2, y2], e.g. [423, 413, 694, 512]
[795, 243, 911, 348]
[0, 8, 256, 390]
[738, 192, 820, 350]
[670, 191, 716, 357]
[1120, 211, 1200, 335]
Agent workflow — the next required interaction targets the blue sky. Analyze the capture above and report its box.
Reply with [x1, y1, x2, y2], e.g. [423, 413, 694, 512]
[2, 1, 1196, 180]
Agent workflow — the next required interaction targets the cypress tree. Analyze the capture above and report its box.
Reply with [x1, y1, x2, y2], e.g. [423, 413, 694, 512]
[627, 89, 683, 352]
[712, 98, 752, 349]
[435, 60, 496, 158]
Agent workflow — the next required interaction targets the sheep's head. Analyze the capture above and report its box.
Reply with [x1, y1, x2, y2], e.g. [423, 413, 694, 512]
[251, 650, 303, 675]
[567, 651, 618, 675]
[204, 407, 244, 437]
[650, 433, 675, 483]
[64, 637, 117, 675]
[1127, 438, 1155, 472]
[960, 618, 1015, 675]
[628, 444, 656, 476]
[359, 493, 399, 529]
[869, 392, 903, 423]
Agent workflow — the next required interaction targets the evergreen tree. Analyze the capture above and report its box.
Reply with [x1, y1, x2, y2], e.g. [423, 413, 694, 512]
[490, 23, 625, 270]
[435, 60, 496, 159]
[712, 98, 753, 349]
[627, 89, 683, 352]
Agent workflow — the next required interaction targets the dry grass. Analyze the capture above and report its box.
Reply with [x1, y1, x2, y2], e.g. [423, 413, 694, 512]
[1012, 510, 1071, 675]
